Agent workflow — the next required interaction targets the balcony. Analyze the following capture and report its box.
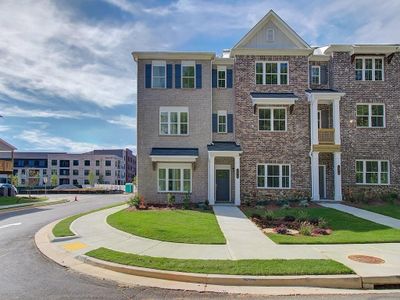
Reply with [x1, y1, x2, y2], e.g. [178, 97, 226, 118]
[318, 128, 335, 144]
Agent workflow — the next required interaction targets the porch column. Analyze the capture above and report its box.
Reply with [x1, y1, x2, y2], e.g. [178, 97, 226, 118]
[208, 153, 215, 205]
[334, 152, 342, 201]
[311, 151, 320, 201]
[332, 98, 341, 145]
[310, 97, 319, 145]
[234, 155, 240, 206]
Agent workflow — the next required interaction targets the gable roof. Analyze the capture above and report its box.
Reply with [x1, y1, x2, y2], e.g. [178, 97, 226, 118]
[233, 10, 310, 50]
[0, 138, 16, 151]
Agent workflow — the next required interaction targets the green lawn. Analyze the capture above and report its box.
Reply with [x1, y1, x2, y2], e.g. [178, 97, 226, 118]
[358, 203, 400, 220]
[107, 209, 226, 244]
[86, 247, 353, 276]
[52, 202, 125, 237]
[0, 196, 47, 206]
[243, 206, 400, 244]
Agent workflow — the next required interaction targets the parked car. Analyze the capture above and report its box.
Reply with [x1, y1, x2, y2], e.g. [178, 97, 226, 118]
[0, 183, 18, 195]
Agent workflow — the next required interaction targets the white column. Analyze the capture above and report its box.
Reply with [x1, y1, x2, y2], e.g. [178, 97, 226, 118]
[334, 152, 342, 201]
[332, 98, 341, 145]
[311, 151, 320, 201]
[234, 155, 241, 206]
[208, 153, 215, 205]
[310, 98, 319, 145]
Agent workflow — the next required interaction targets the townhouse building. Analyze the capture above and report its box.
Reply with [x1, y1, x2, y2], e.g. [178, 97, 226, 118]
[2, 148, 136, 186]
[133, 10, 400, 205]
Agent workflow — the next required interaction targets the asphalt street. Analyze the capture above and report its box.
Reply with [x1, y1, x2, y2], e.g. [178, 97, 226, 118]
[0, 194, 399, 299]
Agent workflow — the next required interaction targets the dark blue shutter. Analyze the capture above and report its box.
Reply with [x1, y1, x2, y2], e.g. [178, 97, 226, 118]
[212, 69, 217, 88]
[320, 65, 328, 85]
[145, 64, 152, 88]
[227, 69, 233, 88]
[166, 64, 172, 88]
[212, 114, 217, 132]
[175, 64, 181, 88]
[227, 114, 233, 133]
[196, 64, 202, 89]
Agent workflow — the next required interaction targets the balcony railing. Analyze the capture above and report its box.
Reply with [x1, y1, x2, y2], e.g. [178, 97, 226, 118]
[318, 128, 335, 144]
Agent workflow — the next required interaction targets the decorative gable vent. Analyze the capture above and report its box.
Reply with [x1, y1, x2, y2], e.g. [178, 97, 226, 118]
[266, 28, 275, 42]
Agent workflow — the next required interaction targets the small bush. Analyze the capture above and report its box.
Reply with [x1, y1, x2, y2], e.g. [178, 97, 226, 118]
[127, 194, 140, 208]
[204, 199, 209, 207]
[283, 215, 296, 222]
[275, 224, 288, 235]
[251, 213, 262, 219]
[318, 217, 328, 229]
[299, 200, 309, 208]
[281, 203, 290, 210]
[299, 222, 314, 236]
[308, 217, 320, 225]
[183, 192, 191, 210]
[167, 193, 176, 207]
[296, 210, 309, 222]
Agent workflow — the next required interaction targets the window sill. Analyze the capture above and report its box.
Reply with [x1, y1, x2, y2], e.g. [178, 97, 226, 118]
[157, 191, 191, 194]
[159, 134, 190, 137]
[355, 183, 389, 186]
[355, 127, 386, 129]
[256, 187, 291, 190]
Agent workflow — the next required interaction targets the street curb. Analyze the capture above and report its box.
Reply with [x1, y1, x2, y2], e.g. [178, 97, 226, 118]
[77, 254, 362, 289]
[0, 199, 68, 213]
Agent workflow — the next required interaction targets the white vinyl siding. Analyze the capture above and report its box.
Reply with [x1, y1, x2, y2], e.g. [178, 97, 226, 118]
[257, 164, 291, 189]
[355, 57, 384, 81]
[158, 163, 192, 192]
[159, 107, 189, 135]
[356, 104, 385, 128]
[255, 61, 288, 85]
[356, 160, 389, 185]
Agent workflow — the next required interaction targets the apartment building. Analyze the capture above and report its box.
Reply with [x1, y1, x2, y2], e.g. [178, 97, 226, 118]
[3, 148, 136, 186]
[0, 138, 16, 184]
[133, 10, 400, 205]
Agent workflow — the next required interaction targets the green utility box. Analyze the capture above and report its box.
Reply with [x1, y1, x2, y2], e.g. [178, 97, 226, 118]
[125, 183, 133, 193]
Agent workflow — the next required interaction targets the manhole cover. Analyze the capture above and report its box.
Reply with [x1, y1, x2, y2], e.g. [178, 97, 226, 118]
[348, 255, 385, 264]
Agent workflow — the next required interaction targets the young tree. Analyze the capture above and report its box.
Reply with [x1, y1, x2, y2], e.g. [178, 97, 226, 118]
[88, 170, 96, 186]
[132, 176, 137, 186]
[50, 174, 58, 187]
[9, 174, 18, 186]
[97, 174, 104, 184]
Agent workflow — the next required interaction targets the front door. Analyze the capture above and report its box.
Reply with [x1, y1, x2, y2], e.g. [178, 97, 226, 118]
[319, 165, 326, 199]
[216, 169, 230, 202]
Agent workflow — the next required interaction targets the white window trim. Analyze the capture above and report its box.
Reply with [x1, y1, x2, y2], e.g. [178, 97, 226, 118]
[255, 61, 289, 85]
[355, 160, 390, 185]
[151, 60, 166, 89]
[217, 66, 227, 89]
[355, 56, 384, 81]
[311, 65, 321, 85]
[157, 162, 192, 193]
[181, 60, 196, 89]
[256, 163, 291, 189]
[356, 103, 386, 128]
[217, 110, 227, 133]
[257, 107, 287, 132]
[159, 106, 189, 136]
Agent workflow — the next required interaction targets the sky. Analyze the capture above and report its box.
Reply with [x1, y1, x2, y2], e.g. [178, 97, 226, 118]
[1, 0, 399, 154]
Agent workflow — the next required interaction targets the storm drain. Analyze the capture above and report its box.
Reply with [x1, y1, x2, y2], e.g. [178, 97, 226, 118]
[348, 254, 385, 264]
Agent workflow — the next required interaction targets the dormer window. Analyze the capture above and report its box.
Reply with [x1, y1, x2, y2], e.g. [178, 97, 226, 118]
[266, 28, 275, 42]
[355, 57, 383, 81]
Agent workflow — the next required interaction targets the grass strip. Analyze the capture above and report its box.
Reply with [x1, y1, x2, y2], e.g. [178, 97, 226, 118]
[86, 247, 354, 276]
[0, 196, 48, 206]
[52, 202, 125, 237]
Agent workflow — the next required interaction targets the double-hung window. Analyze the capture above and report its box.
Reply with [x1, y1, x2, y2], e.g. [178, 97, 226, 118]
[255, 61, 288, 85]
[182, 61, 195, 88]
[311, 66, 320, 84]
[158, 163, 191, 192]
[356, 160, 389, 185]
[160, 107, 189, 135]
[257, 164, 291, 188]
[152, 61, 166, 88]
[258, 107, 286, 131]
[217, 66, 226, 88]
[355, 57, 383, 81]
[356, 104, 385, 128]
[217, 110, 227, 133]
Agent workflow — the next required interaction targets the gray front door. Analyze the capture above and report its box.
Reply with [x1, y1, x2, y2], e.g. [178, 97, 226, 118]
[216, 169, 230, 202]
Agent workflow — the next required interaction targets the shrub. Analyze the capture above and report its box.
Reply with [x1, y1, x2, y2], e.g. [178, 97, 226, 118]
[275, 224, 288, 235]
[308, 217, 320, 225]
[318, 217, 328, 229]
[296, 210, 309, 222]
[263, 210, 275, 221]
[383, 192, 398, 204]
[299, 222, 314, 236]
[299, 199, 309, 208]
[283, 215, 296, 222]
[127, 194, 140, 208]
[251, 213, 262, 219]
[281, 203, 290, 210]
[204, 199, 209, 207]
[167, 193, 176, 207]
[183, 192, 191, 210]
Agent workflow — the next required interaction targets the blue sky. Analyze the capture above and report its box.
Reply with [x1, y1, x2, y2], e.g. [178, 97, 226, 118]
[1, 0, 399, 153]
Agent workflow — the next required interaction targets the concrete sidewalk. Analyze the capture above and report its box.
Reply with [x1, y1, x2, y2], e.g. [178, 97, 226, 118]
[52, 205, 400, 278]
[320, 203, 400, 229]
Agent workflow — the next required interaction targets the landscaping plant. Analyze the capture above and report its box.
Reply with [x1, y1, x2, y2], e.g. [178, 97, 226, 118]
[263, 210, 275, 221]
[167, 193, 176, 207]
[299, 221, 314, 236]
[183, 192, 191, 210]
[128, 194, 140, 208]
[296, 210, 309, 222]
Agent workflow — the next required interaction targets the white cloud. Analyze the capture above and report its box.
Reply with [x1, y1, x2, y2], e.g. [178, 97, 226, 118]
[107, 115, 136, 129]
[0, 105, 99, 119]
[0, 125, 10, 132]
